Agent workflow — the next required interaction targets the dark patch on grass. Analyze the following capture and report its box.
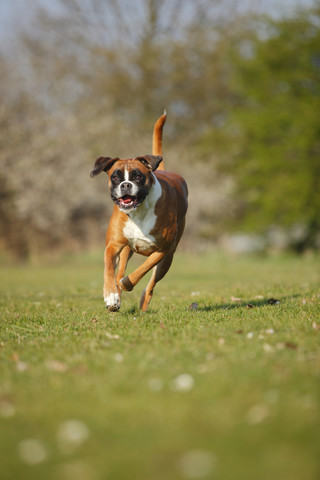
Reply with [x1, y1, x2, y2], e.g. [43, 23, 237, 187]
[197, 294, 300, 312]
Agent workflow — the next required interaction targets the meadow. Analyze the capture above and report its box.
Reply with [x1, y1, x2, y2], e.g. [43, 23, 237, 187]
[0, 251, 319, 480]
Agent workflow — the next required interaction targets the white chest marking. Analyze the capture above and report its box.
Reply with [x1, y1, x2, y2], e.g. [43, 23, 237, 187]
[123, 175, 162, 252]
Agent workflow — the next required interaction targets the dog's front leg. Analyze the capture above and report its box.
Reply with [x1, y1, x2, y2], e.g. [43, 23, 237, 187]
[103, 242, 123, 312]
[115, 246, 133, 291]
[119, 251, 166, 292]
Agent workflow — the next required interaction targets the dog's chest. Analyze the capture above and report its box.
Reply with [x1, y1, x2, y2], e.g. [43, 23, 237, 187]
[123, 211, 157, 254]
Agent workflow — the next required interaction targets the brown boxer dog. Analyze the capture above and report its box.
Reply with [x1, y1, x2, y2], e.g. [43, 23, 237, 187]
[90, 112, 188, 312]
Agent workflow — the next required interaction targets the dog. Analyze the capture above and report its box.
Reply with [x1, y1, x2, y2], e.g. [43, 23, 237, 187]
[90, 112, 188, 312]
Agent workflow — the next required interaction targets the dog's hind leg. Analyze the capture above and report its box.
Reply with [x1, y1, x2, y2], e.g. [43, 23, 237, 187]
[120, 250, 166, 293]
[139, 251, 174, 312]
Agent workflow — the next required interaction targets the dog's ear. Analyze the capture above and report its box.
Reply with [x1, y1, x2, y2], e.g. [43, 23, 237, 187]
[90, 157, 119, 178]
[136, 155, 163, 172]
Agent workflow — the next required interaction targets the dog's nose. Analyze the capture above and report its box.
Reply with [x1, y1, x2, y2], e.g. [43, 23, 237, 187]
[120, 182, 132, 192]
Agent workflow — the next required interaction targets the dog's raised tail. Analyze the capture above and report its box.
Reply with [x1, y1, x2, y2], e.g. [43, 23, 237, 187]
[152, 110, 167, 170]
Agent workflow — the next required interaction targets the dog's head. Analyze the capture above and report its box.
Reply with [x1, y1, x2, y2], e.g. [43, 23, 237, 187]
[90, 155, 162, 213]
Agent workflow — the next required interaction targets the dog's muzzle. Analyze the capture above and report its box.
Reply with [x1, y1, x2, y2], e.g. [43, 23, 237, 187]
[112, 181, 143, 211]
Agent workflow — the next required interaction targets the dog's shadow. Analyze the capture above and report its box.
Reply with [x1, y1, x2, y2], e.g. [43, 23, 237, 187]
[120, 294, 300, 315]
[197, 294, 300, 312]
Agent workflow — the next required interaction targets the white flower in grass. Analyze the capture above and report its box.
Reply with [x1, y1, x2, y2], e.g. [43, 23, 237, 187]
[266, 328, 275, 334]
[105, 332, 120, 340]
[46, 360, 68, 372]
[177, 450, 216, 478]
[16, 361, 28, 372]
[57, 419, 90, 454]
[18, 438, 48, 465]
[170, 374, 194, 392]
[263, 343, 273, 352]
[0, 400, 15, 418]
[114, 353, 124, 363]
[247, 404, 269, 424]
[148, 378, 163, 392]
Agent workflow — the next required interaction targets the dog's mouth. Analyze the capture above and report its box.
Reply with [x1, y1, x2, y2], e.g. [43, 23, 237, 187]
[115, 195, 141, 210]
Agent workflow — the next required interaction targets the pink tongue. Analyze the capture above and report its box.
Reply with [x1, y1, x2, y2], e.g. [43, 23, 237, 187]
[122, 196, 133, 204]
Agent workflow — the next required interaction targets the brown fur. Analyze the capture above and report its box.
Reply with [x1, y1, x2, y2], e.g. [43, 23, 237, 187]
[91, 112, 188, 312]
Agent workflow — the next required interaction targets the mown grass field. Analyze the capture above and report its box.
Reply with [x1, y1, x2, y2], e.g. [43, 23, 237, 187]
[0, 251, 319, 480]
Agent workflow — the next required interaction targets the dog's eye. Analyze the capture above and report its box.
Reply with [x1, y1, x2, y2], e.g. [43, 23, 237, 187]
[111, 175, 120, 184]
[132, 171, 144, 181]
[111, 169, 123, 184]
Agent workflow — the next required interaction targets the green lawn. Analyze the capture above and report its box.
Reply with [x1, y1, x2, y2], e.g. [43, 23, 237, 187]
[0, 251, 319, 480]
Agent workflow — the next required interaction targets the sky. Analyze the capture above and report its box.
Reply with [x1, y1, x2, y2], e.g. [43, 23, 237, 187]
[0, 0, 317, 50]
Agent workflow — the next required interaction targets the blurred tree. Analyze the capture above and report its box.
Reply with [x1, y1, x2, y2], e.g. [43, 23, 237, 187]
[200, 5, 320, 251]
[1, 0, 318, 257]
[0, 0, 239, 257]
[24, 0, 240, 136]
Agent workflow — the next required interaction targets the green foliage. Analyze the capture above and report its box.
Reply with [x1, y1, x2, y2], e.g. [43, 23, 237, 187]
[1, 1, 319, 256]
[0, 252, 319, 480]
[200, 7, 320, 250]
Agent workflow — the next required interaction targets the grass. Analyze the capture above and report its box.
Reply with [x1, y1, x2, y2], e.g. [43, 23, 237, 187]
[0, 250, 319, 480]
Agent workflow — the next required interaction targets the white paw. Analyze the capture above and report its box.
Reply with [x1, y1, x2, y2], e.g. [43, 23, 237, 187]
[104, 292, 121, 312]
